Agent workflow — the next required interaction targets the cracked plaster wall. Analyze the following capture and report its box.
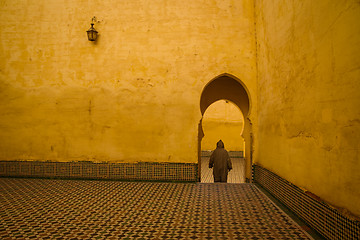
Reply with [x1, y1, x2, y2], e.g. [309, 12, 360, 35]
[255, 0, 360, 216]
[0, 1, 257, 164]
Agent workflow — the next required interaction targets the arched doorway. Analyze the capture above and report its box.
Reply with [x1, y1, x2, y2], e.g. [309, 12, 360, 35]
[198, 73, 252, 182]
[201, 100, 245, 183]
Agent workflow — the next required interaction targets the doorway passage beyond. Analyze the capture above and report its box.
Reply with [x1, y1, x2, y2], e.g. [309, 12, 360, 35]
[200, 151, 245, 183]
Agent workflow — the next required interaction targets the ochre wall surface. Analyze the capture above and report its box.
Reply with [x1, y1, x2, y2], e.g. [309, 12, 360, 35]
[1, 0, 359, 220]
[0, 0, 257, 164]
[255, 0, 360, 216]
[201, 100, 244, 151]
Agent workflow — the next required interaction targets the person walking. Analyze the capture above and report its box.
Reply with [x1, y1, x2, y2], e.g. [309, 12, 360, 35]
[209, 140, 232, 182]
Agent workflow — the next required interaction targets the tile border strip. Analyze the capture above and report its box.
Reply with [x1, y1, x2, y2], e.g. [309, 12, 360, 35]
[201, 150, 244, 158]
[0, 161, 198, 182]
[252, 164, 360, 240]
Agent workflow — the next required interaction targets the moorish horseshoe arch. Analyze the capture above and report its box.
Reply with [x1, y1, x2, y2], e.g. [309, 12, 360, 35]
[198, 73, 252, 182]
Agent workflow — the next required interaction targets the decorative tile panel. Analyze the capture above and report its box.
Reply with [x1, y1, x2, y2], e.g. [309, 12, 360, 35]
[44, 162, 56, 176]
[32, 162, 44, 176]
[20, 162, 31, 175]
[0, 162, 5, 175]
[253, 164, 360, 240]
[70, 163, 82, 177]
[201, 151, 244, 158]
[55, 163, 70, 177]
[0, 161, 198, 182]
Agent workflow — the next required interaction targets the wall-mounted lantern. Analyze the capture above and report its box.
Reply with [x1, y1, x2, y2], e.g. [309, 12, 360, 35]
[86, 17, 98, 41]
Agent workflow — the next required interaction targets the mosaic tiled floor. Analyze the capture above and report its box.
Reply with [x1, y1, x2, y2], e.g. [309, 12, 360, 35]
[0, 178, 314, 239]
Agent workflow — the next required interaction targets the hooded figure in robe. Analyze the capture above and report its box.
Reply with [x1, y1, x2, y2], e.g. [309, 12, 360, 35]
[209, 140, 233, 182]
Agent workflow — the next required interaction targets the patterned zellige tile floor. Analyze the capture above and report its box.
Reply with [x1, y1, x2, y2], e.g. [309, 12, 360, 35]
[0, 178, 314, 239]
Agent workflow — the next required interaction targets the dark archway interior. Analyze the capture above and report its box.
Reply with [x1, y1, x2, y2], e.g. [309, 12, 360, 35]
[200, 74, 250, 118]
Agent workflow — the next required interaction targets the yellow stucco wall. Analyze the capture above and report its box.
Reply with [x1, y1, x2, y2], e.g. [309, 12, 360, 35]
[201, 100, 244, 151]
[255, 0, 360, 216]
[0, 0, 257, 163]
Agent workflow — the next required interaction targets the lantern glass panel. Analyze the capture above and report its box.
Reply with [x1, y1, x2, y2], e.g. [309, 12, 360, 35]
[88, 30, 97, 41]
